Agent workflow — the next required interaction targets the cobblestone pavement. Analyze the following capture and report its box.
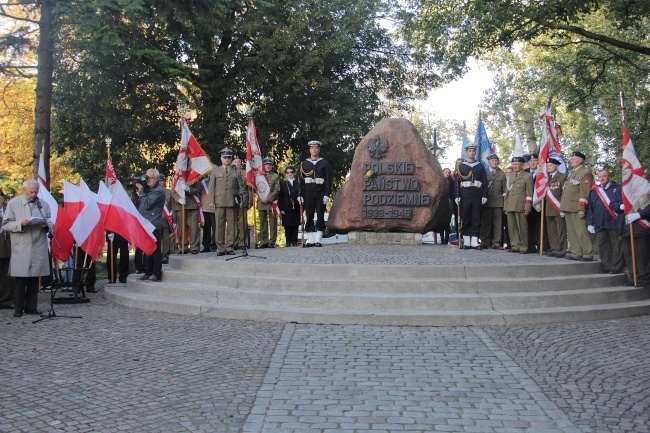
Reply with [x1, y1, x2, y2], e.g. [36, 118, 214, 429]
[1, 283, 648, 433]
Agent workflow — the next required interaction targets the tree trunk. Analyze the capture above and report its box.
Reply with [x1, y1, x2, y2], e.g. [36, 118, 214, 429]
[33, 1, 54, 188]
[522, 111, 538, 154]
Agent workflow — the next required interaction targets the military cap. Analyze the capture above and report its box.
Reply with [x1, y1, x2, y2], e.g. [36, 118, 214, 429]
[487, 154, 499, 161]
[571, 150, 586, 160]
[529, 153, 539, 159]
[308, 140, 322, 147]
[465, 144, 477, 151]
[262, 156, 273, 164]
[511, 156, 525, 163]
[157, 174, 165, 181]
[220, 147, 233, 157]
[522, 154, 531, 162]
[547, 157, 561, 165]
[232, 154, 241, 161]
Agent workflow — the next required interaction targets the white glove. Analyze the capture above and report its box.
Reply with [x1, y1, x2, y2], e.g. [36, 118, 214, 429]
[107, 233, 115, 242]
[455, 197, 461, 205]
[560, 212, 565, 218]
[626, 212, 641, 224]
[323, 196, 329, 205]
[184, 185, 190, 192]
[481, 197, 487, 205]
[620, 204, 625, 210]
[297, 196, 304, 205]
[587, 225, 595, 234]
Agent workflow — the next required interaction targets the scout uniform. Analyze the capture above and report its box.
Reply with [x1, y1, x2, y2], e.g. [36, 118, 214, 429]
[208, 147, 245, 255]
[544, 159, 568, 257]
[300, 140, 332, 247]
[504, 157, 533, 253]
[560, 151, 593, 261]
[257, 156, 280, 248]
[479, 154, 506, 249]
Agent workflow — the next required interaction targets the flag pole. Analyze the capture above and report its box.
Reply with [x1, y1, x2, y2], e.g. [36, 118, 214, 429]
[539, 198, 545, 256]
[105, 137, 114, 282]
[253, 196, 258, 248]
[620, 92, 638, 286]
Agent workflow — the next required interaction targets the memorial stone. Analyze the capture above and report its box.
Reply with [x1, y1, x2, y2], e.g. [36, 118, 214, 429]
[328, 118, 450, 233]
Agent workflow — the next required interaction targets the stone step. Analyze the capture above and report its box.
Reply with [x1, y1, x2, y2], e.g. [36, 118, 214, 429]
[168, 255, 602, 279]
[117, 279, 649, 311]
[159, 268, 627, 293]
[103, 287, 650, 326]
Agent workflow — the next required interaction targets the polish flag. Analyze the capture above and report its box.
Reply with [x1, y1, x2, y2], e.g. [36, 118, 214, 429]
[105, 155, 118, 189]
[37, 145, 47, 187]
[172, 117, 213, 205]
[64, 180, 83, 221]
[98, 180, 157, 255]
[50, 204, 75, 262]
[621, 124, 650, 230]
[36, 149, 58, 225]
[69, 179, 105, 262]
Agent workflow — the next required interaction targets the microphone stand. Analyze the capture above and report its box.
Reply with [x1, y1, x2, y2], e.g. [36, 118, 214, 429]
[32, 198, 82, 323]
[227, 204, 266, 261]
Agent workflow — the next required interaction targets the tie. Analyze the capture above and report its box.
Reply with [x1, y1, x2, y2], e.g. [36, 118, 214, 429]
[225, 167, 229, 175]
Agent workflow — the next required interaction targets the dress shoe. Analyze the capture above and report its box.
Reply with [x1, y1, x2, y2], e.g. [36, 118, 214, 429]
[162, 258, 169, 264]
[520, 251, 528, 254]
[582, 257, 593, 262]
[191, 251, 199, 255]
[566, 255, 581, 261]
[474, 246, 482, 251]
[268, 244, 275, 248]
[217, 252, 226, 256]
[13, 312, 22, 318]
[554, 254, 566, 258]
[86, 287, 97, 293]
[226, 251, 236, 255]
[138, 274, 151, 281]
[609, 269, 624, 274]
[210, 246, 217, 252]
[315, 243, 322, 247]
[0, 304, 14, 310]
[462, 245, 472, 250]
[135, 269, 143, 274]
[544, 252, 556, 257]
[201, 248, 211, 253]
[148, 275, 162, 282]
[24, 309, 42, 315]
[304, 243, 314, 248]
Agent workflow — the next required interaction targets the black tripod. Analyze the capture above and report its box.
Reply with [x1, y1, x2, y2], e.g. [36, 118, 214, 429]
[226, 206, 266, 261]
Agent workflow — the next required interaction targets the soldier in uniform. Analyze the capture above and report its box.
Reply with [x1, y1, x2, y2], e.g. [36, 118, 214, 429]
[256, 157, 280, 248]
[479, 154, 506, 249]
[587, 169, 624, 273]
[561, 151, 594, 261]
[300, 140, 332, 247]
[171, 178, 202, 254]
[455, 145, 488, 249]
[544, 158, 567, 258]
[504, 156, 533, 254]
[208, 147, 245, 256]
[232, 154, 251, 249]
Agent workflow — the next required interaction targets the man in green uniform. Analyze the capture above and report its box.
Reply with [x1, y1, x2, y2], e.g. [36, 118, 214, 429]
[504, 156, 533, 254]
[560, 151, 594, 261]
[257, 157, 280, 248]
[544, 157, 568, 258]
[480, 154, 506, 249]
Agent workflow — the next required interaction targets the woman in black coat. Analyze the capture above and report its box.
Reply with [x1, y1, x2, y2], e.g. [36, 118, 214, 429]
[278, 166, 301, 246]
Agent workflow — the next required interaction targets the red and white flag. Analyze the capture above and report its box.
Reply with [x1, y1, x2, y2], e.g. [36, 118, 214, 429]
[37, 145, 47, 187]
[50, 203, 75, 262]
[245, 116, 280, 216]
[69, 179, 105, 262]
[98, 180, 158, 255]
[36, 149, 58, 225]
[533, 109, 564, 212]
[621, 124, 650, 230]
[172, 117, 213, 205]
[105, 155, 118, 189]
[64, 180, 83, 221]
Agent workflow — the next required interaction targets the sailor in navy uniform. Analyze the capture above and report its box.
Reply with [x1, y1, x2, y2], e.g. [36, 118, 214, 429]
[455, 145, 488, 249]
[299, 140, 332, 247]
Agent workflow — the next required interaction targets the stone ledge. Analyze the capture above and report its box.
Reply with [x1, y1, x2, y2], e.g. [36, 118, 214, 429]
[347, 231, 423, 246]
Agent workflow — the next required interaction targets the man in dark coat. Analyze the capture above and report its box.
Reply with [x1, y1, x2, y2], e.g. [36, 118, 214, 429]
[279, 166, 301, 246]
[136, 169, 166, 282]
[0, 190, 14, 309]
[588, 169, 624, 273]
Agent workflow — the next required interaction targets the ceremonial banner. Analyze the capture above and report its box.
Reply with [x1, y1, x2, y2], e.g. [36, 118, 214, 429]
[69, 179, 105, 261]
[98, 181, 158, 255]
[245, 116, 280, 215]
[173, 117, 213, 205]
[105, 155, 117, 189]
[473, 118, 492, 168]
[621, 124, 650, 230]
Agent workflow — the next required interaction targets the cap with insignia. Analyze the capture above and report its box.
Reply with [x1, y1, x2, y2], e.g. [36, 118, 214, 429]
[547, 157, 561, 165]
[232, 154, 241, 161]
[465, 145, 477, 151]
[220, 147, 233, 157]
[530, 153, 539, 159]
[511, 156, 525, 163]
[487, 154, 499, 161]
[308, 140, 322, 147]
[522, 154, 531, 162]
[262, 156, 273, 164]
[571, 151, 586, 160]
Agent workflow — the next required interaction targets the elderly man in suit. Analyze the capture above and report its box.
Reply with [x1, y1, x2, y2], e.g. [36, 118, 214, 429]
[2, 180, 52, 318]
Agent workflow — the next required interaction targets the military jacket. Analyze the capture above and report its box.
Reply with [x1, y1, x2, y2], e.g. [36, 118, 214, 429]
[545, 171, 567, 217]
[208, 165, 244, 208]
[257, 171, 280, 211]
[560, 165, 592, 212]
[172, 183, 201, 211]
[300, 158, 332, 197]
[484, 167, 506, 208]
[456, 161, 488, 200]
[504, 170, 533, 213]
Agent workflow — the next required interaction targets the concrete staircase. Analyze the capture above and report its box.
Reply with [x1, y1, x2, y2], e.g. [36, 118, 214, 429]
[104, 255, 650, 326]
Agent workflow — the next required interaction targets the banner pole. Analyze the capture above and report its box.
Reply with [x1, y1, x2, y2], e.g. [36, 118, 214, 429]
[539, 199, 545, 256]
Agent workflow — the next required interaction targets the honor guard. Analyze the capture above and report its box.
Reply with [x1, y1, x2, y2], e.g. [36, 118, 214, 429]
[504, 156, 533, 253]
[544, 158, 568, 257]
[257, 156, 280, 248]
[560, 151, 594, 261]
[455, 145, 488, 249]
[299, 140, 332, 247]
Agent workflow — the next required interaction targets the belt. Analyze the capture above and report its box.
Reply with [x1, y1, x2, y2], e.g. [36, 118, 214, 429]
[304, 177, 325, 184]
[460, 181, 482, 188]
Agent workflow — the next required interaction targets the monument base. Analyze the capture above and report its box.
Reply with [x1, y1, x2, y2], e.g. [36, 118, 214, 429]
[347, 231, 422, 246]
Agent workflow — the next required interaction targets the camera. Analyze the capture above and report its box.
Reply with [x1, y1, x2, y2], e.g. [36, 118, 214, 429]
[126, 174, 148, 189]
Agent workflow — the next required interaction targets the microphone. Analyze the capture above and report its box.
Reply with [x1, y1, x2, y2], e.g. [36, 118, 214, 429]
[31, 197, 42, 209]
